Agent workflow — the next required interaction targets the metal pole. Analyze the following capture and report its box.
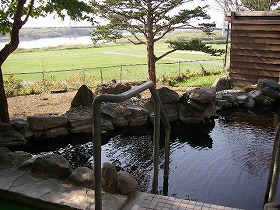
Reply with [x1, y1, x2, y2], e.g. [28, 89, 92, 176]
[268, 125, 280, 202]
[92, 100, 102, 210]
[163, 128, 171, 195]
[120, 65, 123, 83]
[264, 124, 280, 204]
[152, 102, 160, 194]
[178, 61, 181, 76]
[100, 67, 103, 84]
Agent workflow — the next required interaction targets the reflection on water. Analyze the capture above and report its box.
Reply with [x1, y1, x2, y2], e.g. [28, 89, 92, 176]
[27, 108, 280, 210]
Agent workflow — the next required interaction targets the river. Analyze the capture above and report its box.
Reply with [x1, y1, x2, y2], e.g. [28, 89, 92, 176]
[0, 36, 93, 49]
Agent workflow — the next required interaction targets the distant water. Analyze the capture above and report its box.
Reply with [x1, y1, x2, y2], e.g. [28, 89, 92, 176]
[0, 36, 92, 49]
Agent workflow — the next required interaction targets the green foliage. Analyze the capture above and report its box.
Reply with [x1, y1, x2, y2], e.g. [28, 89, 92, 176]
[0, 0, 92, 36]
[164, 68, 225, 87]
[241, 0, 280, 10]
[3, 74, 24, 96]
[91, 1, 214, 44]
[168, 39, 225, 56]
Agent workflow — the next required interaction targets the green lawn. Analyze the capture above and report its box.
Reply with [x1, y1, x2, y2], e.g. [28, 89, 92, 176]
[2, 41, 227, 95]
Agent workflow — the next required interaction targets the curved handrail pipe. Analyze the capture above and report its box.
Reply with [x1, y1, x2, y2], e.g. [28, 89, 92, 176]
[92, 81, 171, 210]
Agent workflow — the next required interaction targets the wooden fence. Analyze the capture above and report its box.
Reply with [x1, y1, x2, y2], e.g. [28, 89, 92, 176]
[229, 11, 280, 87]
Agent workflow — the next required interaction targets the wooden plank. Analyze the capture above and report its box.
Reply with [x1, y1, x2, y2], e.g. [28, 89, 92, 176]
[232, 24, 280, 31]
[231, 55, 280, 65]
[231, 36, 280, 45]
[230, 49, 280, 58]
[230, 31, 280, 38]
[231, 43, 280, 51]
[228, 11, 280, 17]
[230, 68, 280, 78]
[232, 20, 280, 25]
[230, 72, 276, 82]
[231, 62, 280, 71]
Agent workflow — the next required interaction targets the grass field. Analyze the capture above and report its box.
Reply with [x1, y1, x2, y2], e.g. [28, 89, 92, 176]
[2, 41, 226, 83]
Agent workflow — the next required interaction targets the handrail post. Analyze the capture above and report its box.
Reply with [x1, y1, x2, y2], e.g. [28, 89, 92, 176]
[92, 100, 102, 210]
[152, 102, 160, 194]
[264, 124, 280, 204]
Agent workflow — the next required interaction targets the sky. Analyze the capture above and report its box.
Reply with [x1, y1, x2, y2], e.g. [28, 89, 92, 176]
[24, 0, 225, 28]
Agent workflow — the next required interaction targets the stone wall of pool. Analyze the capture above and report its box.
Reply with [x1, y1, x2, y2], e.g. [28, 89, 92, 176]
[0, 77, 279, 147]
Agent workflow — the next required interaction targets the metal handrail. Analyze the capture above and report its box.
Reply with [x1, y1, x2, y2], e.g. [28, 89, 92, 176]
[264, 123, 280, 205]
[92, 81, 171, 210]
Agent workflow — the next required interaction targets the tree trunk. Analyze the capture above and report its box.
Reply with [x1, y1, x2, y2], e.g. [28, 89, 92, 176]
[146, 0, 156, 85]
[0, 0, 31, 123]
[0, 67, 9, 123]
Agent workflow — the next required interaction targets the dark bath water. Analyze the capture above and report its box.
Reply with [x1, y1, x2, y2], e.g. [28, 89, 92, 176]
[22, 108, 280, 210]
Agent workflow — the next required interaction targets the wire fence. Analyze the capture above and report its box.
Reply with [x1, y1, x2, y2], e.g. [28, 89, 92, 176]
[3, 58, 225, 95]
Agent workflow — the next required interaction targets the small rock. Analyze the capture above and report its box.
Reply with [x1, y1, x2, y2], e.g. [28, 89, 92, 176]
[212, 76, 232, 92]
[118, 171, 138, 195]
[102, 162, 119, 193]
[0, 130, 27, 146]
[264, 202, 280, 210]
[71, 85, 94, 107]
[157, 87, 180, 104]
[0, 122, 12, 132]
[66, 167, 94, 189]
[31, 154, 72, 179]
[0, 151, 32, 169]
[11, 118, 30, 132]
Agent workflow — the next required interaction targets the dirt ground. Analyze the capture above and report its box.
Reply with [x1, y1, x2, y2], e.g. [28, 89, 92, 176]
[7, 85, 189, 119]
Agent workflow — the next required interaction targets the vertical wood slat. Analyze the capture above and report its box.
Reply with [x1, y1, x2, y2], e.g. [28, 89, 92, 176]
[229, 12, 280, 87]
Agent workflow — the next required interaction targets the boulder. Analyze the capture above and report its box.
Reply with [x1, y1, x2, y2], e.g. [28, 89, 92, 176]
[0, 130, 27, 146]
[212, 76, 232, 92]
[0, 147, 10, 155]
[162, 103, 180, 122]
[27, 114, 67, 131]
[116, 105, 132, 117]
[188, 88, 216, 104]
[10, 118, 30, 132]
[44, 127, 69, 138]
[113, 117, 128, 127]
[179, 104, 204, 124]
[18, 156, 37, 171]
[31, 154, 72, 179]
[102, 162, 119, 194]
[0, 151, 32, 169]
[236, 95, 249, 106]
[66, 107, 92, 133]
[95, 82, 131, 95]
[248, 90, 265, 104]
[117, 171, 138, 195]
[216, 99, 233, 110]
[264, 202, 280, 210]
[71, 85, 94, 107]
[257, 79, 280, 90]
[126, 107, 149, 126]
[157, 87, 180, 104]
[101, 118, 114, 130]
[101, 104, 117, 119]
[245, 98, 256, 109]
[0, 122, 12, 132]
[66, 167, 94, 189]
[261, 87, 280, 99]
